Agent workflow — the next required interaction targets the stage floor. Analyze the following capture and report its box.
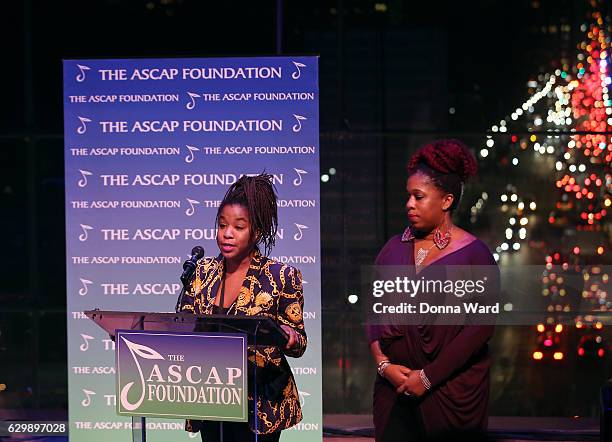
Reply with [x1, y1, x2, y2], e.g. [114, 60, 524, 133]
[323, 414, 600, 441]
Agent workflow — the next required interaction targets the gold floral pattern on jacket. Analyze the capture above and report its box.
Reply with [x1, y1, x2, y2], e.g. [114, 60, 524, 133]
[179, 250, 307, 435]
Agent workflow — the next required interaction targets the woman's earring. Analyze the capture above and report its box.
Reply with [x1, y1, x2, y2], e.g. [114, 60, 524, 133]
[433, 225, 451, 249]
[401, 226, 415, 242]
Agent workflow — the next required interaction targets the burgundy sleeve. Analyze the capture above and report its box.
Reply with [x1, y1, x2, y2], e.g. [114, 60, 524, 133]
[365, 236, 400, 343]
[366, 325, 383, 343]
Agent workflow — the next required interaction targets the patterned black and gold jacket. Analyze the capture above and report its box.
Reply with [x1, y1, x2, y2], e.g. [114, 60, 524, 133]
[179, 250, 307, 435]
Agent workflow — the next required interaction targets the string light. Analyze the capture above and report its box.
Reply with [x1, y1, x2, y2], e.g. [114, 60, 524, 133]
[479, 8, 610, 362]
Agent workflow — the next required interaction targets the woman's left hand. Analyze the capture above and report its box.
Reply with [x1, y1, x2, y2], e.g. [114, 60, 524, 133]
[396, 370, 427, 397]
[280, 325, 298, 349]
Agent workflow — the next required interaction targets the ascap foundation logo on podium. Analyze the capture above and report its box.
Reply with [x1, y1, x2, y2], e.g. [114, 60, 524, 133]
[116, 330, 247, 421]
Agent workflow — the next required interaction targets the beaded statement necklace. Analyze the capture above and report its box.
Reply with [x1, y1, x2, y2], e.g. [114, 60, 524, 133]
[415, 242, 437, 269]
[402, 225, 452, 270]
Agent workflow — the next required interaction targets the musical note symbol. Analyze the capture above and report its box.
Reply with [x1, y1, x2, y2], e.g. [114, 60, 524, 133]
[79, 278, 93, 296]
[82, 389, 96, 407]
[298, 390, 311, 407]
[77, 116, 92, 134]
[185, 145, 199, 163]
[294, 223, 309, 241]
[80, 334, 94, 351]
[76, 64, 91, 82]
[185, 198, 201, 216]
[293, 168, 307, 186]
[292, 114, 307, 132]
[186, 92, 200, 110]
[79, 224, 93, 242]
[77, 169, 93, 187]
[291, 61, 307, 80]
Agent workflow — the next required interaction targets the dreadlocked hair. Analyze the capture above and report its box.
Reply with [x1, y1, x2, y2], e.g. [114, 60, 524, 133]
[407, 139, 478, 211]
[216, 173, 278, 256]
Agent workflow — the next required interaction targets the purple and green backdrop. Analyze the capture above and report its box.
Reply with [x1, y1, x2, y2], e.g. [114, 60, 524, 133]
[63, 56, 321, 441]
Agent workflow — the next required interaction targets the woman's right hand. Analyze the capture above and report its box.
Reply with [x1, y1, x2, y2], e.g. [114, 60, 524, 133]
[382, 364, 411, 387]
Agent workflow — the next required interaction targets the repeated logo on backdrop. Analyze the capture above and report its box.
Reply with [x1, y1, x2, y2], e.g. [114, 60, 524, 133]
[64, 57, 321, 441]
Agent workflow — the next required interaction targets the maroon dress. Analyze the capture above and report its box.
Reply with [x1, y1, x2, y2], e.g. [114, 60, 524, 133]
[368, 234, 497, 441]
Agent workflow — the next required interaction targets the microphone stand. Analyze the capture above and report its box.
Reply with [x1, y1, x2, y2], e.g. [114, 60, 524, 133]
[174, 286, 190, 313]
[175, 248, 203, 313]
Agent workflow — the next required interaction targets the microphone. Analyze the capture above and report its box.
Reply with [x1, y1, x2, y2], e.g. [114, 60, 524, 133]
[180, 246, 205, 286]
[176, 246, 204, 313]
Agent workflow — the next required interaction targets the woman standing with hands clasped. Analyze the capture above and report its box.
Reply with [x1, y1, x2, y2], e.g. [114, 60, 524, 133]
[180, 174, 307, 442]
[368, 140, 498, 441]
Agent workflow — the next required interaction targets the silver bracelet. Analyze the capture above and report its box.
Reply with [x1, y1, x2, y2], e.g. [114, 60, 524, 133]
[377, 360, 391, 377]
[419, 369, 432, 390]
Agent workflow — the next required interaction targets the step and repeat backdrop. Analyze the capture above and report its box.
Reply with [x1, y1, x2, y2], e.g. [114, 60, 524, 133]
[63, 56, 321, 441]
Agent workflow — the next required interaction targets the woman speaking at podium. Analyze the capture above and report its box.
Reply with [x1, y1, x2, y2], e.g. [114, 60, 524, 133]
[368, 140, 497, 441]
[179, 173, 307, 442]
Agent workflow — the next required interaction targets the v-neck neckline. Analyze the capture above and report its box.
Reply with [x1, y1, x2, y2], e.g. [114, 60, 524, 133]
[210, 250, 264, 311]
[411, 238, 478, 274]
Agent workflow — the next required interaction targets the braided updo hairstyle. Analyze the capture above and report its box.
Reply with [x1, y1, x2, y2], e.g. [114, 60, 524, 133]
[407, 139, 478, 211]
[217, 173, 278, 256]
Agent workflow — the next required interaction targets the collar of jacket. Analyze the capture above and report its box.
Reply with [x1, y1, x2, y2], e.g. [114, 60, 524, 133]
[206, 248, 268, 313]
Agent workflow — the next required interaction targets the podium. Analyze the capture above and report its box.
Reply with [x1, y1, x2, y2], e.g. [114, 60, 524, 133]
[84, 309, 288, 442]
